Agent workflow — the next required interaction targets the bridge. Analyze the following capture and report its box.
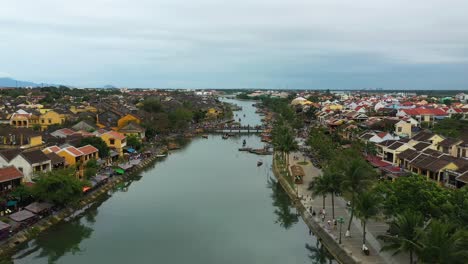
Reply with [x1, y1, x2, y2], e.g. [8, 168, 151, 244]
[204, 125, 264, 134]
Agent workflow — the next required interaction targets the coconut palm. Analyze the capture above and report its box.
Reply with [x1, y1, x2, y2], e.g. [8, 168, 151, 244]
[378, 211, 424, 264]
[354, 191, 380, 247]
[340, 157, 374, 236]
[308, 174, 328, 211]
[323, 167, 342, 219]
[418, 220, 468, 264]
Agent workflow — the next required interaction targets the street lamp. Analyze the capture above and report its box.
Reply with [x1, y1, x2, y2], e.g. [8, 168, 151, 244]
[338, 217, 344, 244]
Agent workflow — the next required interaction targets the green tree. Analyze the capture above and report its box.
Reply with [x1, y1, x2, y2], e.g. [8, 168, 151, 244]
[126, 135, 142, 150]
[354, 190, 380, 247]
[340, 157, 375, 236]
[169, 108, 193, 130]
[79, 137, 109, 158]
[418, 220, 468, 264]
[376, 174, 450, 219]
[33, 168, 86, 206]
[84, 158, 98, 179]
[308, 174, 328, 211]
[140, 97, 162, 113]
[378, 211, 424, 264]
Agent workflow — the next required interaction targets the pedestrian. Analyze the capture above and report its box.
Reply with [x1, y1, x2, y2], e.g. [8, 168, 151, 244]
[312, 210, 316, 217]
[309, 229, 312, 235]
[321, 213, 325, 222]
[333, 219, 337, 230]
[323, 208, 326, 216]
[327, 220, 331, 229]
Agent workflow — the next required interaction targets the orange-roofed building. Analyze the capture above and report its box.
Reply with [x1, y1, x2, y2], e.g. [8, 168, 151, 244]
[100, 131, 126, 157]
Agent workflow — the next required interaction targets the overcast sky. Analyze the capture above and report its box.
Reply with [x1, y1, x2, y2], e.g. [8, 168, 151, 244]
[1, 0, 467, 89]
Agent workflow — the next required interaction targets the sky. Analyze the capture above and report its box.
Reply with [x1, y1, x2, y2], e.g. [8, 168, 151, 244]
[1, 0, 468, 89]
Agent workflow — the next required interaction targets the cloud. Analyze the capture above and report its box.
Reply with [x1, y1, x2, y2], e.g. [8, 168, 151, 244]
[0, 72, 11, 78]
[0, 0, 467, 88]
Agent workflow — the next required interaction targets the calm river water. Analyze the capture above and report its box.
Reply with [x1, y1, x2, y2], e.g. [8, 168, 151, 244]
[5, 99, 332, 264]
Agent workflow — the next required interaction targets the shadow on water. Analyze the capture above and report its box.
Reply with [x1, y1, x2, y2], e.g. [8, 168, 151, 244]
[8, 194, 110, 264]
[267, 177, 299, 229]
[306, 241, 335, 264]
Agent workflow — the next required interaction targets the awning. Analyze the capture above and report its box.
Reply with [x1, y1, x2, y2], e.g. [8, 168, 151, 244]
[109, 150, 119, 157]
[125, 148, 136, 153]
[118, 163, 133, 170]
[6, 200, 17, 207]
[83, 186, 91, 192]
[114, 168, 125, 174]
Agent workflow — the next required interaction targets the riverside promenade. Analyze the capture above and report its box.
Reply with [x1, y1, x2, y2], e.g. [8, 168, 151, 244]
[288, 151, 408, 264]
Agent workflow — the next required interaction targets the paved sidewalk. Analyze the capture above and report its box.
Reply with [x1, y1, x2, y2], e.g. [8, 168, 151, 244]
[289, 152, 408, 264]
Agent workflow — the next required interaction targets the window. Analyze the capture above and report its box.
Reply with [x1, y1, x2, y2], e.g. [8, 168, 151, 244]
[397, 127, 402, 132]
[18, 167, 23, 172]
[48, 119, 52, 124]
[109, 139, 115, 145]
[41, 119, 45, 123]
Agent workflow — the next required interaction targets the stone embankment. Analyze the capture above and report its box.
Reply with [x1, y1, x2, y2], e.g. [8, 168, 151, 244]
[272, 157, 360, 264]
[0, 153, 161, 258]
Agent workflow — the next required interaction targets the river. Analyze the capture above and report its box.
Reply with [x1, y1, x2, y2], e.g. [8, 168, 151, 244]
[5, 98, 333, 264]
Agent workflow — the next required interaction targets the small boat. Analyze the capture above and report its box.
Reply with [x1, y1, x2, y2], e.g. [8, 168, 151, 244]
[257, 160, 263, 166]
[243, 114, 246, 117]
[242, 139, 246, 146]
[202, 135, 208, 139]
[156, 154, 167, 158]
[239, 118, 241, 122]
[222, 134, 229, 139]
[238, 147, 252, 151]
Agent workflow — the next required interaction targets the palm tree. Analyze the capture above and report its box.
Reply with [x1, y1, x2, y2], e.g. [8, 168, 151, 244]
[378, 211, 424, 264]
[354, 191, 380, 247]
[323, 167, 342, 219]
[308, 174, 328, 211]
[281, 127, 298, 176]
[418, 220, 468, 264]
[340, 158, 374, 237]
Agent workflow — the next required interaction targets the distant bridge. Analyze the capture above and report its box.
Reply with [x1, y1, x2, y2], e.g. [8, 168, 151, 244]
[204, 125, 264, 134]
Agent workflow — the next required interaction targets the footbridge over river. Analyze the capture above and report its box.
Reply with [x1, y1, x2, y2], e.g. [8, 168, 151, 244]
[204, 125, 264, 134]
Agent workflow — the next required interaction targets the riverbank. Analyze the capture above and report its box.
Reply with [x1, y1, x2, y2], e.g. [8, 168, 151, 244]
[0, 150, 162, 258]
[272, 154, 359, 264]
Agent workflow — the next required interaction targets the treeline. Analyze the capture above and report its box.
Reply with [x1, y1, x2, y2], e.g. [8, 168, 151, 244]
[308, 129, 468, 263]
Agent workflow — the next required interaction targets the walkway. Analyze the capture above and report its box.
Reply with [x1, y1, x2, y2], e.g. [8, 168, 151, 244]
[289, 152, 409, 264]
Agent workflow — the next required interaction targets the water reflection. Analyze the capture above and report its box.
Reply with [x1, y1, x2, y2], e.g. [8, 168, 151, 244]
[267, 177, 299, 229]
[305, 241, 334, 264]
[11, 195, 109, 264]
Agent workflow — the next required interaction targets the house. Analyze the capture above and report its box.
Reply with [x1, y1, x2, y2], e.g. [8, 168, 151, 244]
[0, 149, 51, 182]
[45, 152, 66, 169]
[43, 145, 99, 167]
[117, 114, 141, 129]
[394, 120, 412, 137]
[0, 126, 43, 149]
[377, 140, 413, 165]
[437, 138, 463, 157]
[118, 122, 145, 140]
[100, 131, 126, 156]
[50, 128, 76, 138]
[369, 132, 400, 143]
[39, 110, 68, 130]
[409, 131, 445, 148]
[71, 120, 96, 132]
[9, 110, 39, 128]
[0, 166, 23, 192]
[96, 109, 123, 129]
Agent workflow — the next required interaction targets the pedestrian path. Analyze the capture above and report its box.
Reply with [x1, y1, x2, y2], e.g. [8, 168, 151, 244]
[289, 152, 408, 264]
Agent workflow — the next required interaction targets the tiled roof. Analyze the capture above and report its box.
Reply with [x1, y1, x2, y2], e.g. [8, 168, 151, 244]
[412, 131, 436, 142]
[63, 146, 83, 157]
[413, 142, 431, 151]
[45, 152, 65, 165]
[103, 131, 125, 140]
[0, 149, 21, 162]
[438, 138, 462, 148]
[21, 150, 51, 164]
[78, 145, 98, 155]
[0, 166, 23, 183]
[397, 149, 420, 161]
[44, 146, 61, 153]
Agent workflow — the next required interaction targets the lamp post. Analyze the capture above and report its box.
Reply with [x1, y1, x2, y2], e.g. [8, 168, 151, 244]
[338, 217, 344, 244]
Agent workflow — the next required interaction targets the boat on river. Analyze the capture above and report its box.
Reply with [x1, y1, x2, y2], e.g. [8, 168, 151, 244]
[156, 154, 167, 158]
[249, 148, 273, 155]
[257, 160, 263, 166]
[238, 147, 252, 151]
[222, 134, 229, 139]
[202, 134, 208, 139]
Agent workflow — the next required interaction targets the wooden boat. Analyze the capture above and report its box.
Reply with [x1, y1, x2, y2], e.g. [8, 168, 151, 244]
[257, 160, 263, 166]
[238, 147, 252, 151]
[222, 134, 229, 139]
[156, 154, 167, 158]
[167, 142, 181, 150]
[202, 134, 208, 139]
[249, 148, 273, 155]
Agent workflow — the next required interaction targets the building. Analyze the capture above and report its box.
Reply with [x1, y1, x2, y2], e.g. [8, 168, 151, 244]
[39, 110, 68, 130]
[0, 149, 51, 182]
[0, 166, 23, 192]
[100, 131, 126, 156]
[0, 126, 43, 149]
[9, 110, 39, 128]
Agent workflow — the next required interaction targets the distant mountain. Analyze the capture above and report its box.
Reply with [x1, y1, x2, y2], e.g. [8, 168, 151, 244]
[102, 84, 117, 89]
[0, 77, 39, 87]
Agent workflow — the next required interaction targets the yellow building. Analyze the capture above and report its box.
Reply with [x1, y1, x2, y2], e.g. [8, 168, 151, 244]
[0, 127, 43, 149]
[117, 114, 141, 129]
[70, 105, 98, 114]
[395, 120, 412, 138]
[39, 110, 67, 130]
[206, 108, 222, 119]
[43, 145, 99, 166]
[9, 111, 39, 128]
[100, 131, 127, 156]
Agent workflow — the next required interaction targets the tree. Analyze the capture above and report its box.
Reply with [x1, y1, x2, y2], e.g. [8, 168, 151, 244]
[418, 220, 468, 264]
[308, 174, 328, 211]
[308, 167, 342, 219]
[126, 135, 142, 150]
[376, 174, 450, 219]
[84, 158, 98, 179]
[340, 157, 375, 236]
[354, 190, 380, 247]
[169, 108, 193, 130]
[79, 137, 109, 158]
[378, 211, 424, 264]
[140, 97, 162, 113]
[33, 168, 86, 206]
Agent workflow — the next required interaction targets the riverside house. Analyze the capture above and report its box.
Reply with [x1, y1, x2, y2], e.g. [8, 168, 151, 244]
[0, 149, 51, 182]
[100, 131, 127, 157]
[0, 126, 43, 149]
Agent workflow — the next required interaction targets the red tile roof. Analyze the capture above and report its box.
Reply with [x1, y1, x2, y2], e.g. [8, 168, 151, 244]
[63, 146, 83, 157]
[0, 166, 23, 183]
[78, 145, 99, 155]
[104, 131, 125, 140]
[44, 146, 61, 153]
[57, 128, 75, 135]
